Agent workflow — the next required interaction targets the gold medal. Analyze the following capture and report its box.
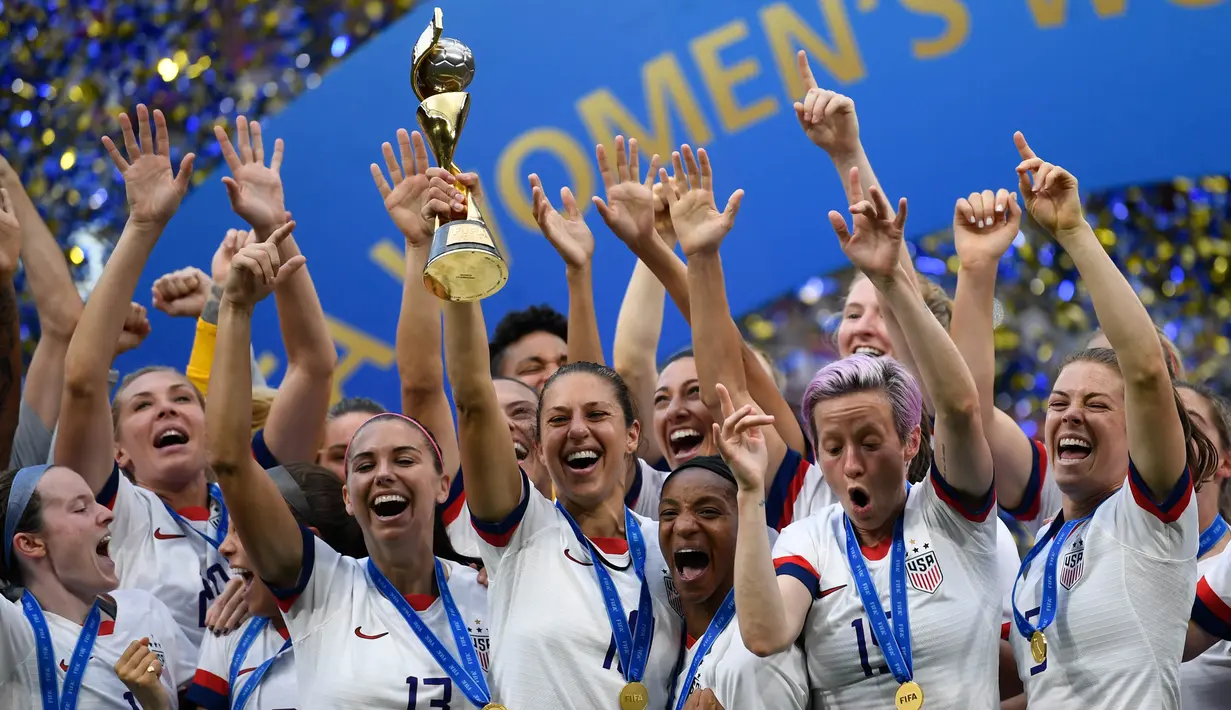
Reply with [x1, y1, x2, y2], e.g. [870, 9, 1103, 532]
[481, 705, 507, 710]
[619, 681, 650, 710]
[1030, 630, 1047, 664]
[894, 680, 924, 710]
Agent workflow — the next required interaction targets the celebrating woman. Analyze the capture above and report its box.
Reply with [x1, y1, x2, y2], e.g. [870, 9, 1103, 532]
[55, 107, 335, 649]
[206, 213, 491, 710]
[732, 181, 1001, 708]
[997, 136, 1217, 708]
[440, 163, 680, 708]
[187, 461, 366, 710]
[1, 464, 196, 708]
[659, 451, 808, 710]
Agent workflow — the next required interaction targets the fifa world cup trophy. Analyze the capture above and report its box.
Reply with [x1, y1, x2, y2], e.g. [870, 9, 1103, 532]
[411, 7, 508, 302]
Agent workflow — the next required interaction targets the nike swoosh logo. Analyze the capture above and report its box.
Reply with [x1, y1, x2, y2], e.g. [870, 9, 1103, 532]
[563, 548, 594, 567]
[354, 626, 389, 640]
[153, 528, 187, 540]
[59, 656, 95, 671]
[820, 584, 847, 598]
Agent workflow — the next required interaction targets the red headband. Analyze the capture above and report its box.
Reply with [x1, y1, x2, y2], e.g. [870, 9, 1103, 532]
[344, 413, 443, 473]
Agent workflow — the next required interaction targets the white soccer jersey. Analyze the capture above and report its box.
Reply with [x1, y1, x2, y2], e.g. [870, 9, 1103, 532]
[0, 588, 195, 709]
[1010, 464, 1197, 709]
[994, 515, 1021, 636]
[189, 616, 296, 710]
[1183, 551, 1231, 709]
[627, 458, 666, 520]
[1000, 440, 1065, 539]
[99, 468, 231, 651]
[765, 449, 836, 531]
[671, 616, 808, 710]
[441, 470, 482, 559]
[472, 474, 682, 710]
[772, 467, 1001, 709]
[270, 531, 490, 709]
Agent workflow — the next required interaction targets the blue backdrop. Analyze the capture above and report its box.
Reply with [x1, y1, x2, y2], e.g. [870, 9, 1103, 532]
[118, 0, 1231, 405]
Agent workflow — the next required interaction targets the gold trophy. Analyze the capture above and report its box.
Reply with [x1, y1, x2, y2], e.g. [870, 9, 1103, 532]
[411, 7, 508, 302]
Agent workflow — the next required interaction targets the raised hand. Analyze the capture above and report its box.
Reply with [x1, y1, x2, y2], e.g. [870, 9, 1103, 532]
[712, 383, 775, 493]
[152, 267, 211, 318]
[1014, 132, 1086, 239]
[370, 129, 438, 247]
[795, 51, 860, 157]
[101, 104, 195, 229]
[211, 228, 254, 283]
[529, 173, 594, 270]
[222, 221, 307, 309]
[651, 179, 675, 244]
[660, 145, 743, 258]
[953, 189, 1022, 272]
[114, 638, 170, 710]
[204, 576, 250, 635]
[214, 116, 286, 235]
[829, 167, 907, 287]
[114, 302, 151, 358]
[592, 135, 660, 250]
[0, 187, 20, 276]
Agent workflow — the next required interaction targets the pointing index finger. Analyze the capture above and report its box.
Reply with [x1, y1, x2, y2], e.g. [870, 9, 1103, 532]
[1013, 131, 1037, 161]
[796, 50, 818, 91]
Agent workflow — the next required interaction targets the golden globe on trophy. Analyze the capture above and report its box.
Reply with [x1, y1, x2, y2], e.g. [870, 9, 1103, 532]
[411, 7, 508, 302]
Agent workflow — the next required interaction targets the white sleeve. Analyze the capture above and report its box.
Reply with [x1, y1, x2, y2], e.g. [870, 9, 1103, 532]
[1108, 460, 1197, 560]
[157, 598, 198, 692]
[470, 472, 559, 575]
[919, 463, 997, 554]
[771, 518, 824, 600]
[187, 630, 234, 710]
[266, 530, 357, 639]
[1195, 545, 1231, 641]
[0, 596, 32, 692]
[994, 516, 1021, 632]
[711, 642, 809, 710]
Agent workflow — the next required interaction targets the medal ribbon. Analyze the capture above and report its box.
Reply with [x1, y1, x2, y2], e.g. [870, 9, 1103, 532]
[162, 482, 229, 550]
[843, 514, 914, 685]
[367, 558, 491, 708]
[557, 503, 655, 685]
[669, 589, 735, 710]
[22, 591, 103, 710]
[228, 617, 292, 710]
[1010, 506, 1097, 642]
[1199, 516, 1229, 559]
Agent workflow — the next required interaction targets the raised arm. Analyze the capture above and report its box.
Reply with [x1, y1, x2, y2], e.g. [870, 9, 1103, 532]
[375, 130, 460, 477]
[208, 222, 307, 589]
[438, 175, 523, 521]
[215, 117, 336, 464]
[58, 105, 194, 492]
[949, 188, 1039, 509]
[829, 181, 992, 496]
[715, 384, 811, 655]
[0, 158, 83, 431]
[1016, 133, 1188, 495]
[0, 189, 24, 464]
[529, 172, 602, 365]
[596, 137, 667, 464]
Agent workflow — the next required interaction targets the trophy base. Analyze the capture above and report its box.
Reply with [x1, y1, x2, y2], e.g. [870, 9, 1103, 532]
[423, 219, 509, 302]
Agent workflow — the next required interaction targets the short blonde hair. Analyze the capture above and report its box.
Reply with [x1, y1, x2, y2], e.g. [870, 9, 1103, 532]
[251, 387, 278, 434]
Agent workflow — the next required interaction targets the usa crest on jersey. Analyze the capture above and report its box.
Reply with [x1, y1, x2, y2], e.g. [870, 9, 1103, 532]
[905, 550, 944, 594]
[1060, 538, 1085, 590]
[468, 619, 491, 672]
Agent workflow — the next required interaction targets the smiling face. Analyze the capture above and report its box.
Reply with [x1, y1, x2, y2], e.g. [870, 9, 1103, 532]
[538, 371, 639, 510]
[812, 390, 918, 533]
[1044, 361, 1128, 501]
[500, 331, 568, 392]
[837, 276, 894, 359]
[495, 378, 553, 499]
[658, 466, 737, 607]
[113, 370, 207, 489]
[13, 467, 118, 599]
[1179, 388, 1231, 489]
[653, 357, 716, 470]
[318, 411, 377, 481]
[343, 417, 449, 548]
[217, 522, 278, 618]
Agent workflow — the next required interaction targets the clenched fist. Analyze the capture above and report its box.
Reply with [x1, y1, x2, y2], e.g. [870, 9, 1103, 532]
[152, 267, 212, 318]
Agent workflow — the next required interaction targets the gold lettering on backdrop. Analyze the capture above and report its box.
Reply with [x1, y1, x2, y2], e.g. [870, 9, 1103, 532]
[899, 0, 970, 59]
[326, 315, 395, 404]
[496, 127, 593, 232]
[691, 20, 780, 134]
[577, 52, 714, 172]
[370, 239, 406, 282]
[760, 1, 867, 101]
[1025, 0, 1126, 28]
[1168, 0, 1225, 8]
[257, 351, 279, 380]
